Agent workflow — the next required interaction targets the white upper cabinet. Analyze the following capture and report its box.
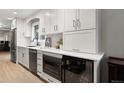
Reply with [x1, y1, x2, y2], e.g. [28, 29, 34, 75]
[64, 9, 96, 32]
[77, 9, 96, 30]
[42, 10, 51, 34]
[24, 20, 32, 37]
[49, 10, 57, 34]
[41, 9, 64, 35]
[64, 9, 77, 31]
[56, 9, 64, 33]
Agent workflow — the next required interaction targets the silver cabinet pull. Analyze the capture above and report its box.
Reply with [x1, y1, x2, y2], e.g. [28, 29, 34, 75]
[56, 25, 58, 31]
[72, 49, 80, 52]
[77, 19, 81, 29]
[54, 25, 55, 31]
[73, 20, 77, 30]
[73, 20, 75, 27]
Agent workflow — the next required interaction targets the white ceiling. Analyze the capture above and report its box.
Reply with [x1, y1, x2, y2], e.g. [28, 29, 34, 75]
[0, 9, 39, 19]
[0, 9, 39, 31]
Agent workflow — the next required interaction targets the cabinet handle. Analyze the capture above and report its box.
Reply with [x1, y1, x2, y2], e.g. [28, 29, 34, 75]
[73, 20, 75, 27]
[77, 19, 81, 29]
[73, 20, 77, 30]
[54, 25, 55, 31]
[72, 49, 80, 52]
[56, 25, 58, 31]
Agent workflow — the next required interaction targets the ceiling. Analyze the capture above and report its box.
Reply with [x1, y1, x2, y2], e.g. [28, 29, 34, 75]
[0, 9, 39, 31]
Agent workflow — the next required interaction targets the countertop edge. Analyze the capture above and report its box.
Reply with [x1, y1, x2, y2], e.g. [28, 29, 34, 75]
[17, 45, 104, 61]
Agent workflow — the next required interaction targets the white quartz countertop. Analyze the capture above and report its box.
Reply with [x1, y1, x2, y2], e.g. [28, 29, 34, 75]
[17, 45, 104, 61]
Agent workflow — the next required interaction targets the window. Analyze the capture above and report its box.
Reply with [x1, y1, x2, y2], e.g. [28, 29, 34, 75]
[31, 22, 39, 41]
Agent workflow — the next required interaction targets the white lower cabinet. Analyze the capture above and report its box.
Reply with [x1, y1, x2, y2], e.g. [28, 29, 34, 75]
[18, 47, 29, 69]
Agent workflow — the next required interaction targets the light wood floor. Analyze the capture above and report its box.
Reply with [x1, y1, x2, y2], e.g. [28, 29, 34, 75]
[0, 52, 45, 83]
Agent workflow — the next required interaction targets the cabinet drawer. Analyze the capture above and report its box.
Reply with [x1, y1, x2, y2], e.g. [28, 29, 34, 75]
[37, 64, 42, 72]
[37, 53, 42, 57]
[37, 57, 42, 61]
[37, 60, 42, 65]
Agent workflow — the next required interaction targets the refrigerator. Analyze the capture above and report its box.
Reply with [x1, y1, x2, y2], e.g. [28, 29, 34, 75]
[10, 28, 16, 63]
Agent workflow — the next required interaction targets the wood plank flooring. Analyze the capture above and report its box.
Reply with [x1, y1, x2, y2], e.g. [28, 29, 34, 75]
[0, 52, 45, 83]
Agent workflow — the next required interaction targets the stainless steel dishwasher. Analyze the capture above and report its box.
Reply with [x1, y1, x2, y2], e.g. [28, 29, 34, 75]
[29, 49, 37, 74]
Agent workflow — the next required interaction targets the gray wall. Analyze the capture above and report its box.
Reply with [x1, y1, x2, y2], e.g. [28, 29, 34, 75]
[101, 9, 124, 58]
[101, 9, 124, 82]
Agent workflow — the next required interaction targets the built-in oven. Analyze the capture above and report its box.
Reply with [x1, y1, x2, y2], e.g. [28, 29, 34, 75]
[43, 52, 62, 81]
[62, 55, 94, 83]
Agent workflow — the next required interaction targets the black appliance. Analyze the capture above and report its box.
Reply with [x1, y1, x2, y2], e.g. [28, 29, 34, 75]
[10, 28, 16, 63]
[43, 52, 62, 81]
[0, 41, 10, 51]
[29, 49, 37, 74]
[4, 41, 10, 51]
[108, 57, 124, 83]
[62, 55, 94, 83]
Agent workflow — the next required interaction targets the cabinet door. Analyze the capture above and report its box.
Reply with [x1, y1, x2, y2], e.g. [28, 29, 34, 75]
[64, 9, 77, 32]
[39, 14, 44, 35]
[63, 29, 97, 53]
[47, 9, 64, 34]
[20, 52, 24, 65]
[24, 21, 32, 37]
[77, 9, 96, 30]
[49, 10, 57, 34]
[18, 48, 23, 64]
[42, 10, 51, 34]
[23, 48, 29, 68]
[56, 9, 64, 33]
[18, 51, 22, 63]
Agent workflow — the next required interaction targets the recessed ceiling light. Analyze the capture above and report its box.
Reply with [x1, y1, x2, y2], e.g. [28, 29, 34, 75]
[46, 12, 51, 16]
[8, 18, 13, 20]
[13, 12, 17, 15]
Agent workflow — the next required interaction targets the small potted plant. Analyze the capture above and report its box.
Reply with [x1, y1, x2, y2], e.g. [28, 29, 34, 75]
[57, 37, 63, 49]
